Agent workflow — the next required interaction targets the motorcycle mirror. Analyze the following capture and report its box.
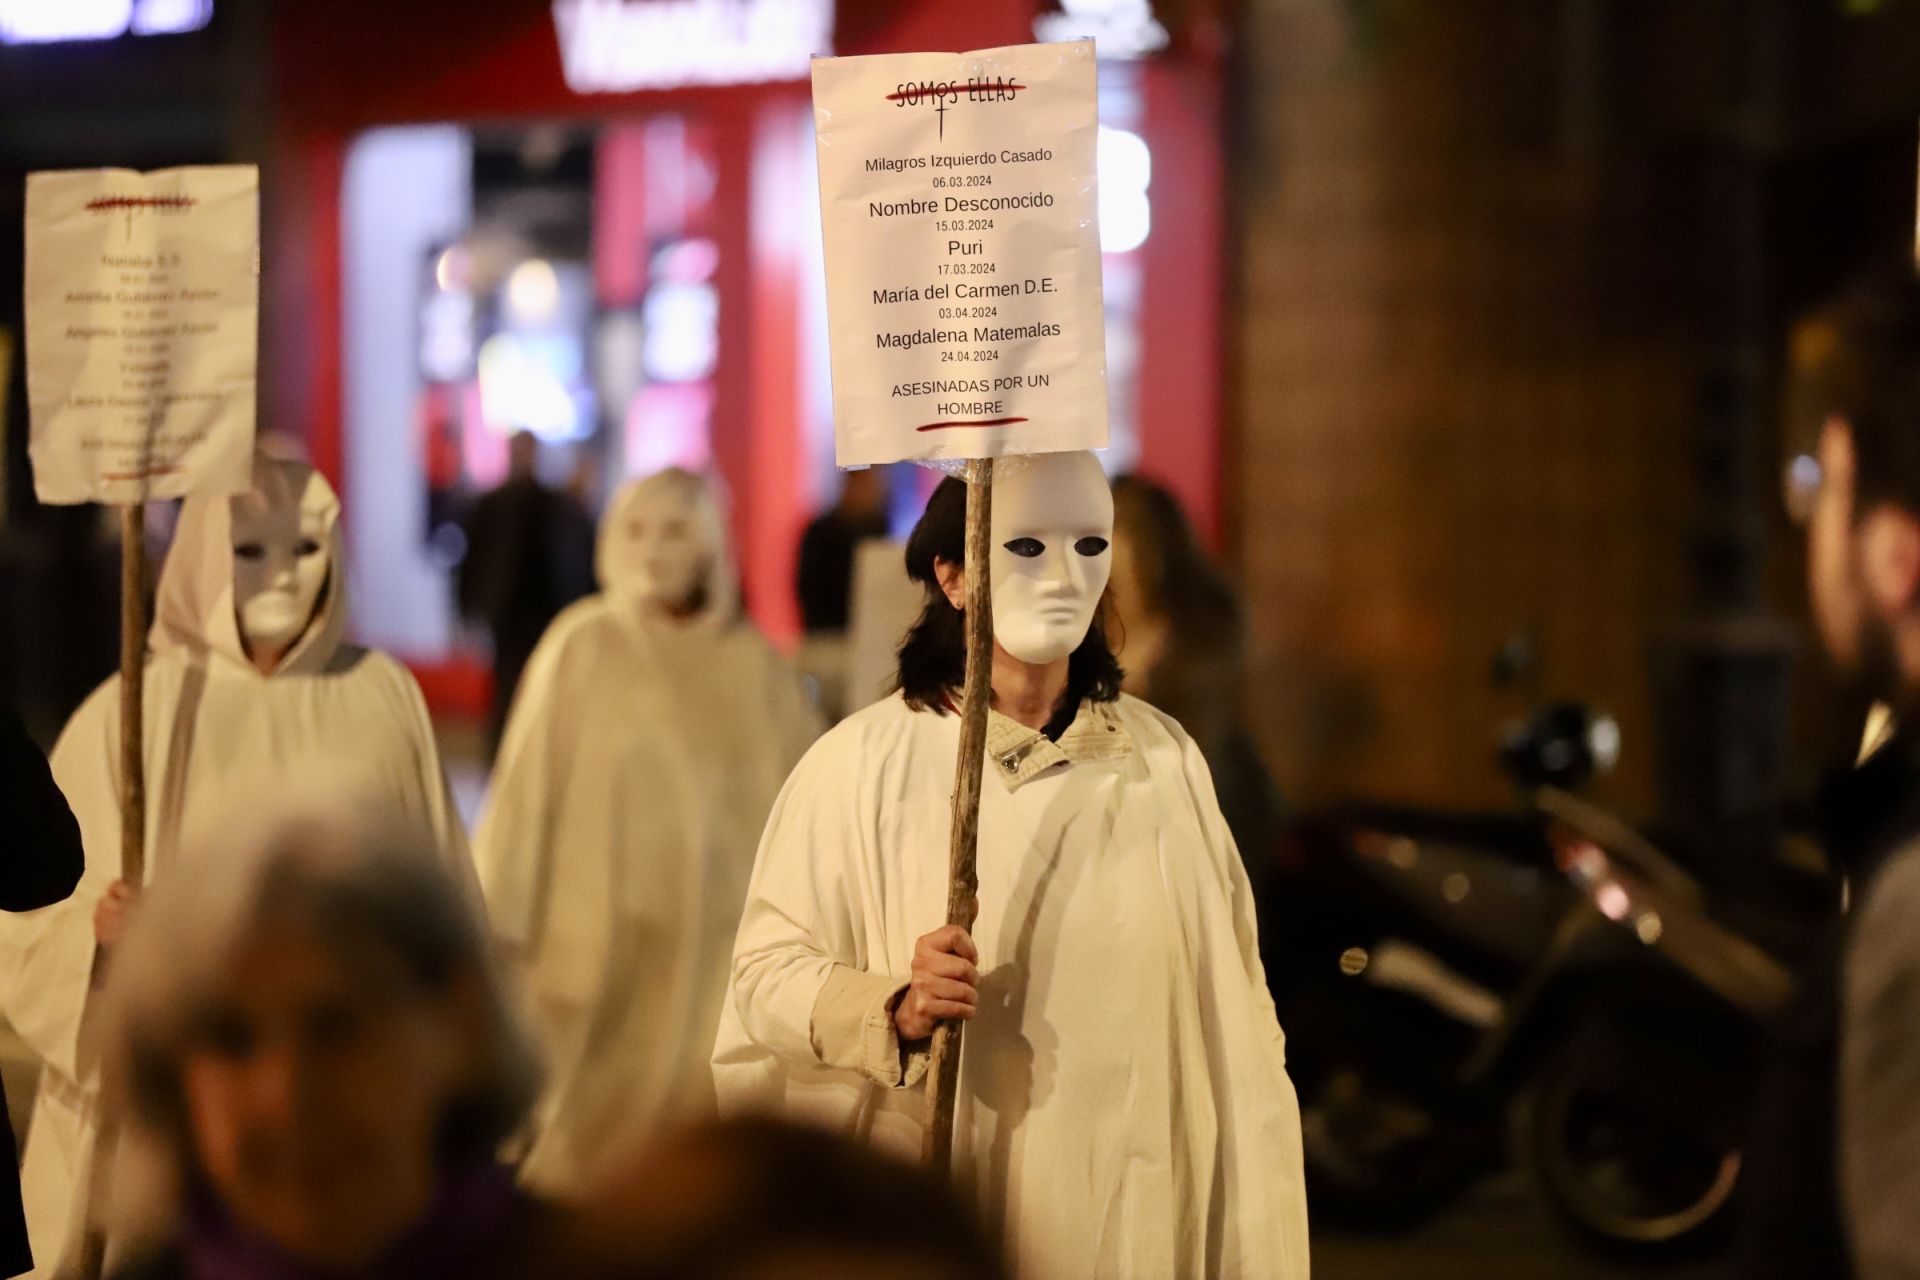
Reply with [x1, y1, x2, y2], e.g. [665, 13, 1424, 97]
[1490, 630, 1538, 691]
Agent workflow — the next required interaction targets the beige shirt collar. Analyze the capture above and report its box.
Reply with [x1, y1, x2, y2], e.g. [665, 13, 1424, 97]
[982, 696, 1134, 791]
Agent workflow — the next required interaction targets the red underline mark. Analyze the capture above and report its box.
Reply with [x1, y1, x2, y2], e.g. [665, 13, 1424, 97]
[883, 83, 1028, 101]
[915, 416, 1029, 432]
[101, 467, 182, 481]
[85, 196, 196, 211]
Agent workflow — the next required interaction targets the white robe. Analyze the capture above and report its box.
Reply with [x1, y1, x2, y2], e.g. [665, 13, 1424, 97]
[714, 693, 1310, 1280]
[0, 463, 473, 1278]
[475, 489, 821, 1192]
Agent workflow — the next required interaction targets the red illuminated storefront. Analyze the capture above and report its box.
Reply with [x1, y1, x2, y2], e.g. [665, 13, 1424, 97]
[268, 0, 1231, 712]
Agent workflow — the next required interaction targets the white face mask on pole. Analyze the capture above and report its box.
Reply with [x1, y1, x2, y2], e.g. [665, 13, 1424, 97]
[988, 450, 1113, 664]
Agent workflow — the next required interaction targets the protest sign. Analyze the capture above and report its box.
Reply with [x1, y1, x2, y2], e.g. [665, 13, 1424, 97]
[812, 40, 1107, 467]
[25, 165, 258, 504]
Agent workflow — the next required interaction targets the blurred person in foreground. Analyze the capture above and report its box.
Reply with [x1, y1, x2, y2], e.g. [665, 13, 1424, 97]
[475, 468, 820, 1193]
[458, 431, 595, 752]
[558, 1116, 1004, 1280]
[0, 453, 474, 1278]
[1108, 475, 1283, 876]
[0, 706, 86, 1278]
[715, 453, 1309, 1279]
[1739, 266, 1920, 1279]
[93, 794, 543, 1279]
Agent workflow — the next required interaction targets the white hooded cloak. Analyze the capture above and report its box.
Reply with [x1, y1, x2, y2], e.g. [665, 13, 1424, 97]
[713, 692, 1311, 1280]
[0, 458, 473, 1277]
[474, 473, 822, 1192]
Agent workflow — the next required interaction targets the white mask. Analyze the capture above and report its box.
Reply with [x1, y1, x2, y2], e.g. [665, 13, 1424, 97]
[610, 483, 712, 610]
[989, 451, 1113, 665]
[231, 490, 330, 664]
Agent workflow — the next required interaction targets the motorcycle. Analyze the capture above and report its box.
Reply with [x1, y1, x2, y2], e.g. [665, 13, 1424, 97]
[1264, 640, 1812, 1258]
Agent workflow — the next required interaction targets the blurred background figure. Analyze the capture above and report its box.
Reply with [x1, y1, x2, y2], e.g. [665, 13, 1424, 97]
[796, 467, 890, 637]
[474, 468, 820, 1195]
[457, 431, 595, 754]
[93, 796, 542, 1280]
[0, 706, 84, 1279]
[793, 467, 892, 720]
[1109, 474, 1284, 875]
[556, 1117, 1005, 1280]
[0, 454, 474, 1279]
[1736, 267, 1920, 1280]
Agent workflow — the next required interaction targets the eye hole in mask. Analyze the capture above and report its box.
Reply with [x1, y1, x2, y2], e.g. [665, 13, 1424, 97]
[1003, 538, 1045, 558]
[1074, 536, 1110, 557]
[234, 543, 266, 561]
[296, 539, 323, 558]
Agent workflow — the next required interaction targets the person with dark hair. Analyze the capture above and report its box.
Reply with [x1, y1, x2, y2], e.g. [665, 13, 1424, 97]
[1739, 265, 1920, 1280]
[458, 432, 595, 754]
[1109, 474, 1283, 874]
[715, 452, 1309, 1279]
[557, 1116, 1006, 1280]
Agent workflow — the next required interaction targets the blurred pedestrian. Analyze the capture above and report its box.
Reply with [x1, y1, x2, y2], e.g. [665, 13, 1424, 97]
[458, 432, 595, 752]
[556, 1116, 1005, 1280]
[475, 468, 820, 1194]
[1109, 474, 1284, 875]
[0, 705, 85, 1279]
[795, 467, 890, 637]
[1740, 266, 1920, 1279]
[0, 454, 474, 1278]
[92, 794, 543, 1280]
[716, 455, 1310, 1279]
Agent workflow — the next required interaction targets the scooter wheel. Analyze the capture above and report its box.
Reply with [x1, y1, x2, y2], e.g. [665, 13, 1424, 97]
[1515, 1016, 1743, 1261]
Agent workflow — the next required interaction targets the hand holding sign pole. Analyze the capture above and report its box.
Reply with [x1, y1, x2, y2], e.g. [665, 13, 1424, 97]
[811, 40, 1107, 1174]
[24, 164, 258, 1276]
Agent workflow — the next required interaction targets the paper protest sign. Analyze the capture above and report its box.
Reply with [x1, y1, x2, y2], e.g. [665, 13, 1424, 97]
[25, 165, 258, 505]
[812, 40, 1108, 467]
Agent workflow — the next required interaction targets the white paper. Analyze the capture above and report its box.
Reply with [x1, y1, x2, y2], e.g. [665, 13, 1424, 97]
[25, 165, 258, 505]
[812, 40, 1108, 467]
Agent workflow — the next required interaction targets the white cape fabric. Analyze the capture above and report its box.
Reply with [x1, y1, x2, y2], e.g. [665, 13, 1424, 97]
[714, 693, 1310, 1280]
[0, 459, 473, 1278]
[474, 478, 821, 1192]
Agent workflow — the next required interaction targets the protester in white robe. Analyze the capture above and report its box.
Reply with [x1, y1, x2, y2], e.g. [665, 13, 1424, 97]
[0, 455, 472, 1278]
[476, 468, 821, 1193]
[714, 453, 1310, 1280]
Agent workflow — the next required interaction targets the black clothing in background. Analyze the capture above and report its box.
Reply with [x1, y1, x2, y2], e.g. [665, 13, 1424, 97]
[795, 507, 889, 635]
[1735, 735, 1920, 1280]
[0, 703, 86, 1278]
[457, 476, 594, 753]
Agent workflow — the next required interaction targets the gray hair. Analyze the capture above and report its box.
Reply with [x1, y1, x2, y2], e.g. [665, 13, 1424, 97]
[94, 793, 539, 1240]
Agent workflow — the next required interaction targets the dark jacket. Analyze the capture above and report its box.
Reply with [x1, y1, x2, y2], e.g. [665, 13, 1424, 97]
[1736, 734, 1920, 1279]
[0, 705, 86, 1277]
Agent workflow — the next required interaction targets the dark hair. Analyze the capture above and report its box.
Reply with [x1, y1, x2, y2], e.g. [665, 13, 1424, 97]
[1793, 263, 1920, 517]
[895, 475, 1124, 713]
[1111, 474, 1241, 640]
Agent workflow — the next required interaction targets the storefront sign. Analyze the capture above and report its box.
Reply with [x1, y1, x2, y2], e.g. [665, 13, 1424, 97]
[553, 0, 832, 93]
[0, 0, 211, 43]
[1033, 0, 1168, 58]
[811, 40, 1109, 466]
[25, 165, 258, 504]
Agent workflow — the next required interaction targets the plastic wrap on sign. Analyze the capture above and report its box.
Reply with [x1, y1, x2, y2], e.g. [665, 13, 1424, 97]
[811, 40, 1109, 467]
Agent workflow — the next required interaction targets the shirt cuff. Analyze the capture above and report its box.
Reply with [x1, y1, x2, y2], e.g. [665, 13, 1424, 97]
[810, 965, 929, 1089]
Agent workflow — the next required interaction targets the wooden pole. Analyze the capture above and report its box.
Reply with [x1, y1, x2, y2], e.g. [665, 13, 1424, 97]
[70, 506, 146, 1280]
[117, 505, 147, 885]
[924, 456, 993, 1174]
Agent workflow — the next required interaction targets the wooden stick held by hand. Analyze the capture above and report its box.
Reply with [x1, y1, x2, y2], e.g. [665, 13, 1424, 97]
[924, 457, 993, 1174]
[71, 505, 148, 1280]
